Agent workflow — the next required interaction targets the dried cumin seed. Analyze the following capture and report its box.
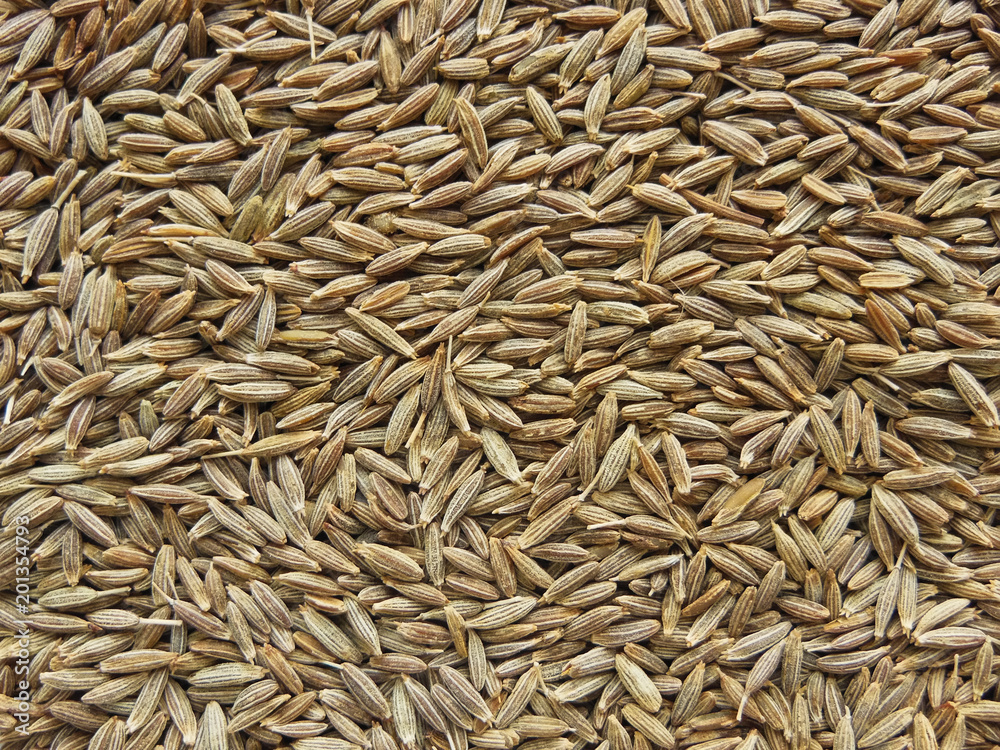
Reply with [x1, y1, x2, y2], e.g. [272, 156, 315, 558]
[2, 2, 998, 748]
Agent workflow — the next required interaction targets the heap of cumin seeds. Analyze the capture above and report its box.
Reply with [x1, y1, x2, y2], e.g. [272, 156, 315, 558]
[4, 0, 1000, 748]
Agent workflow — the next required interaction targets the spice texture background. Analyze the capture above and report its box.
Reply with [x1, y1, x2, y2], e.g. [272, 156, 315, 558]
[3, 0, 1000, 748]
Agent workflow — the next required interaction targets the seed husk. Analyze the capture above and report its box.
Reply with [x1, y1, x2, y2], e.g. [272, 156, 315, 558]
[1, 3, 999, 750]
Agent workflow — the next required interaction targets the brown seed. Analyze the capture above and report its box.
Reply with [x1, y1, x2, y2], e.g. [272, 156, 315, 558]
[0, 3, 995, 749]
